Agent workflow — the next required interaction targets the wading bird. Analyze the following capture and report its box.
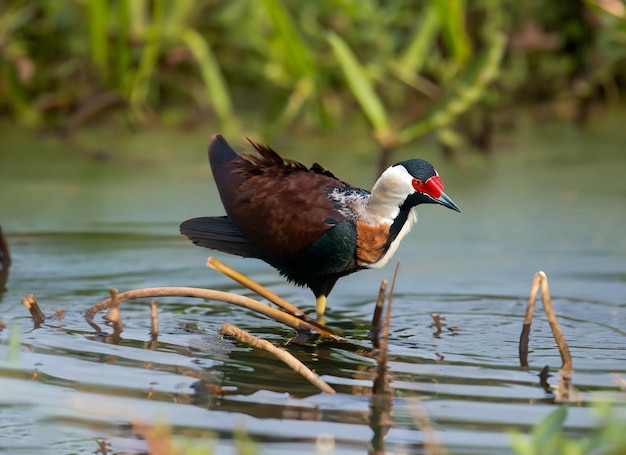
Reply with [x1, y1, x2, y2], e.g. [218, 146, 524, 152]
[180, 135, 460, 317]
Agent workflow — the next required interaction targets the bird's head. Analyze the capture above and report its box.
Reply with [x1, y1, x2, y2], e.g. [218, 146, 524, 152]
[396, 159, 460, 212]
[381, 159, 461, 213]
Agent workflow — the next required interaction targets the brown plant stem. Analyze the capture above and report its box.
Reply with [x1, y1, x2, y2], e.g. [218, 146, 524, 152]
[369, 262, 400, 454]
[105, 288, 123, 333]
[150, 300, 159, 336]
[22, 294, 45, 329]
[0, 226, 10, 270]
[380, 262, 400, 363]
[0, 226, 11, 287]
[219, 322, 336, 394]
[85, 286, 342, 341]
[207, 256, 336, 335]
[519, 271, 573, 371]
[208, 257, 304, 316]
[368, 279, 388, 348]
[406, 397, 445, 455]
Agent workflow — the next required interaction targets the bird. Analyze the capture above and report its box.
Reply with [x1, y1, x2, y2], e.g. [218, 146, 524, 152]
[180, 134, 460, 317]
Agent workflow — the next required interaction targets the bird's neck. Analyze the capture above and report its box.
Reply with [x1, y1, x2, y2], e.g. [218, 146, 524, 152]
[353, 167, 417, 270]
[365, 166, 414, 222]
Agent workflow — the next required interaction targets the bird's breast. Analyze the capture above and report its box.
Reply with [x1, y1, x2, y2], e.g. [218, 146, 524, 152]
[356, 209, 417, 269]
[355, 221, 391, 267]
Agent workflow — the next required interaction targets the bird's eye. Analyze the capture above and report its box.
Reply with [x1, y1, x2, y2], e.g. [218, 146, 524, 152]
[412, 178, 424, 191]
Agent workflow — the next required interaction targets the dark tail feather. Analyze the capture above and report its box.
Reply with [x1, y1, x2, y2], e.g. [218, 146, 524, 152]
[180, 216, 263, 259]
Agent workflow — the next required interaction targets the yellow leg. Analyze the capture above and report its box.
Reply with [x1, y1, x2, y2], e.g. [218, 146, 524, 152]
[316, 295, 327, 318]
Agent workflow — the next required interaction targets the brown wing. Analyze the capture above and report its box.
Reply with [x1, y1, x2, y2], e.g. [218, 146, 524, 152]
[209, 135, 356, 260]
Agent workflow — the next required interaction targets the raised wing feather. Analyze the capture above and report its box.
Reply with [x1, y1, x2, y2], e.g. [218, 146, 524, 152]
[179, 216, 264, 259]
[207, 135, 358, 261]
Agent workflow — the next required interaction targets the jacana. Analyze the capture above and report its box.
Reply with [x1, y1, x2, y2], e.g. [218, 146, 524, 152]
[180, 135, 460, 317]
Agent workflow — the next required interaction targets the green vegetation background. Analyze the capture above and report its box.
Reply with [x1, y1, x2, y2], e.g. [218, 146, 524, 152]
[1, 0, 625, 164]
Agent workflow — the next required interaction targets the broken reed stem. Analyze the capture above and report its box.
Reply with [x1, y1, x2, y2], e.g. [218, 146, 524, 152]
[207, 257, 304, 317]
[21, 294, 45, 329]
[373, 261, 400, 397]
[85, 286, 342, 341]
[519, 271, 573, 371]
[519, 274, 539, 367]
[105, 288, 123, 332]
[381, 262, 401, 355]
[150, 300, 159, 335]
[0, 225, 10, 270]
[208, 256, 334, 334]
[220, 322, 336, 394]
[556, 368, 573, 403]
[539, 274, 572, 371]
[368, 279, 388, 348]
[406, 397, 444, 455]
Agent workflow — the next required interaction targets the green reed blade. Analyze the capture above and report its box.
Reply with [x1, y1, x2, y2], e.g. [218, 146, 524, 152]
[400, 3, 440, 75]
[327, 32, 390, 138]
[88, 0, 110, 81]
[182, 28, 236, 133]
[262, 0, 315, 78]
[397, 31, 505, 145]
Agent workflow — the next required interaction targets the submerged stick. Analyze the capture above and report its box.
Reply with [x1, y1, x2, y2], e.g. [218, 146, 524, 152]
[105, 288, 123, 333]
[380, 262, 400, 363]
[519, 271, 572, 370]
[0, 226, 10, 283]
[369, 263, 400, 454]
[150, 300, 159, 336]
[373, 261, 400, 396]
[85, 286, 342, 341]
[22, 294, 45, 329]
[220, 322, 335, 394]
[406, 397, 444, 455]
[208, 256, 337, 335]
[368, 279, 388, 348]
[207, 257, 304, 316]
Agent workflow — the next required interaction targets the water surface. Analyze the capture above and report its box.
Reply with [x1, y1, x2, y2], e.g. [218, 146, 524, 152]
[1, 120, 625, 454]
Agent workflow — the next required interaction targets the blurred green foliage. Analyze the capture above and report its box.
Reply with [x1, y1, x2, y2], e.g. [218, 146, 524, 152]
[510, 401, 626, 455]
[0, 0, 625, 158]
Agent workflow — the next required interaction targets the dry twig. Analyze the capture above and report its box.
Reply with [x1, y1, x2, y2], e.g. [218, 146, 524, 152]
[85, 286, 342, 341]
[519, 271, 572, 370]
[220, 322, 335, 394]
[150, 300, 159, 336]
[95, 438, 110, 454]
[429, 313, 446, 337]
[368, 279, 388, 348]
[208, 256, 335, 338]
[519, 271, 574, 402]
[105, 288, 123, 333]
[22, 294, 45, 329]
[0, 226, 10, 286]
[406, 397, 445, 455]
[378, 262, 400, 372]
[369, 262, 400, 454]
[208, 257, 304, 317]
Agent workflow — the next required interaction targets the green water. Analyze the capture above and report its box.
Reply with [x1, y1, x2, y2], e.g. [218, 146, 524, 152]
[1, 118, 625, 454]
